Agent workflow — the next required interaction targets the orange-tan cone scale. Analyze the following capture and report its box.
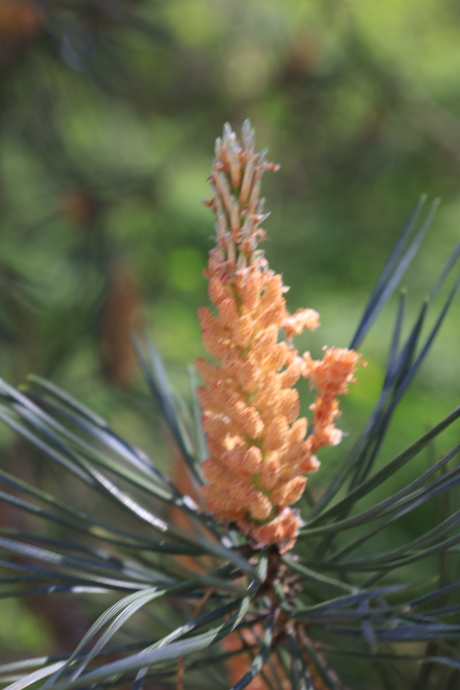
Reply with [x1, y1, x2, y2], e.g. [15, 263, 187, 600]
[197, 121, 365, 552]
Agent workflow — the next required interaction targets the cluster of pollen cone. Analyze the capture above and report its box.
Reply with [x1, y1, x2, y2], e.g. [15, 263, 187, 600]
[196, 121, 364, 552]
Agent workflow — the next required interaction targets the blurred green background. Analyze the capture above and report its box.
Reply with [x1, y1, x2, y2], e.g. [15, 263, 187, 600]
[1, 0, 459, 662]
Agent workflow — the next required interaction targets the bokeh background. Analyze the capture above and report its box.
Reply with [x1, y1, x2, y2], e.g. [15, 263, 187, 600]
[1, 0, 459, 664]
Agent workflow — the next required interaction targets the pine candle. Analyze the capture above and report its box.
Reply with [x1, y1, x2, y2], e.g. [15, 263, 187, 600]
[197, 121, 364, 552]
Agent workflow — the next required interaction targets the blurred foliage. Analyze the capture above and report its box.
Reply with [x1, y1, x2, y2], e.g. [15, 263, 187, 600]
[0, 0, 460, 670]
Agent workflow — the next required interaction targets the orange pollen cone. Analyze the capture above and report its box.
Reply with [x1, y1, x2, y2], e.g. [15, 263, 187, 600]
[197, 121, 365, 552]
